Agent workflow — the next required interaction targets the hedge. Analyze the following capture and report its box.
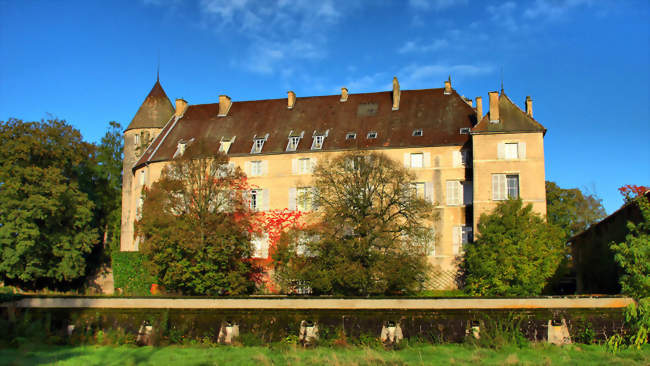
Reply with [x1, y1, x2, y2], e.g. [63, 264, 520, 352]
[111, 251, 156, 296]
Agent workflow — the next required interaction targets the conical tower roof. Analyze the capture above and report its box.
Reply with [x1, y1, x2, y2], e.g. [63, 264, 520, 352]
[125, 80, 175, 131]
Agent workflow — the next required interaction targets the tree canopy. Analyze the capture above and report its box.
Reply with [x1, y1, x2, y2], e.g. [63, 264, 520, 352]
[0, 118, 98, 287]
[273, 151, 435, 296]
[462, 199, 565, 296]
[545, 181, 606, 240]
[137, 144, 260, 295]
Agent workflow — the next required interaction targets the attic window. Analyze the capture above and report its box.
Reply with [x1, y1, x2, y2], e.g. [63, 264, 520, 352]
[459, 127, 471, 135]
[367, 131, 378, 139]
[251, 138, 266, 154]
[219, 136, 235, 154]
[311, 135, 325, 150]
[412, 129, 423, 137]
[287, 136, 301, 152]
[346, 132, 356, 140]
[173, 138, 194, 158]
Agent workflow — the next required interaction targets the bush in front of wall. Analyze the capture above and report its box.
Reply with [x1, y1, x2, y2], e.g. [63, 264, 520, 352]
[111, 250, 156, 296]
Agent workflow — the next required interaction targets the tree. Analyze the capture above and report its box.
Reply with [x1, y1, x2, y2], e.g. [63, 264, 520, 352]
[93, 121, 123, 248]
[0, 118, 98, 288]
[545, 181, 606, 240]
[462, 199, 565, 296]
[137, 143, 260, 295]
[611, 191, 649, 299]
[273, 151, 435, 296]
[619, 185, 650, 203]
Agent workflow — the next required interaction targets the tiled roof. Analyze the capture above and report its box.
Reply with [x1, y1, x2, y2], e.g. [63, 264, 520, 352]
[472, 92, 546, 134]
[125, 80, 175, 132]
[135, 88, 477, 169]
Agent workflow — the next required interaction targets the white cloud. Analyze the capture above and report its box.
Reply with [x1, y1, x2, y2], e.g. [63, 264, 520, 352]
[408, 0, 468, 11]
[398, 39, 449, 54]
[399, 63, 494, 88]
[341, 72, 390, 94]
[524, 0, 592, 19]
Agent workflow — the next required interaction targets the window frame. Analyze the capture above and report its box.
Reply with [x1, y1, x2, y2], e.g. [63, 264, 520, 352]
[251, 138, 265, 154]
[367, 131, 378, 139]
[504, 142, 519, 160]
[298, 158, 311, 174]
[296, 187, 313, 211]
[311, 135, 324, 150]
[286, 136, 301, 151]
[346, 132, 357, 140]
[250, 189, 260, 210]
[410, 153, 424, 168]
[250, 161, 263, 176]
[506, 174, 520, 199]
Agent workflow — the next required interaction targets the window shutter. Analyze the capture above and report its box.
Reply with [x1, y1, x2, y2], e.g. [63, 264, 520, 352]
[458, 181, 464, 205]
[423, 152, 431, 168]
[518, 142, 526, 159]
[310, 158, 317, 173]
[492, 175, 499, 200]
[288, 188, 297, 210]
[453, 151, 461, 167]
[463, 181, 473, 205]
[291, 159, 298, 174]
[262, 189, 270, 211]
[447, 181, 460, 206]
[497, 143, 505, 160]
[497, 174, 507, 200]
[452, 226, 461, 255]
[425, 182, 434, 203]
[262, 161, 269, 176]
[403, 153, 410, 168]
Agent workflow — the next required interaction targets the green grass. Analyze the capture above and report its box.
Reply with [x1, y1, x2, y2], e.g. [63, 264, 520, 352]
[1, 344, 648, 365]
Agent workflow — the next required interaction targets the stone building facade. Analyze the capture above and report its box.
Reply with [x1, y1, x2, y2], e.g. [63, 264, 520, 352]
[120, 77, 547, 289]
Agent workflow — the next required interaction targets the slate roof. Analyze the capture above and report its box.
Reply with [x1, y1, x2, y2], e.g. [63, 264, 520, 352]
[125, 80, 175, 132]
[134, 88, 478, 170]
[472, 92, 546, 134]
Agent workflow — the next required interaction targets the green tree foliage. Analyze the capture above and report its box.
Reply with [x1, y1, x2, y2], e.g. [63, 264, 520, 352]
[462, 199, 565, 296]
[93, 121, 123, 248]
[0, 119, 98, 287]
[137, 144, 260, 295]
[611, 194, 650, 299]
[545, 181, 606, 240]
[273, 151, 435, 296]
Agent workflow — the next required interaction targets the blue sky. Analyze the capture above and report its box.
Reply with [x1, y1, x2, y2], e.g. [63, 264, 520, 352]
[1, 0, 648, 213]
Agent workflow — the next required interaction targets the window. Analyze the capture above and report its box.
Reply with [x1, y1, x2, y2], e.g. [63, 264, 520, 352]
[453, 226, 473, 255]
[251, 138, 265, 154]
[287, 136, 301, 151]
[492, 174, 519, 200]
[297, 187, 313, 211]
[251, 233, 269, 258]
[410, 153, 424, 168]
[367, 131, 377, 139]
[134, 134, 140, 145]
[219, 137, 235, 153]
[346, 132, 356, 140]
[250, 161, 263, 176]
[505, 143, 518, 159]
[461, 150, 469, 166]
[411, 182, 425, 199]
[311, 135, 324, 150]
[459, 127, 471, 134]
[412, 129, 423, 137]
[250, 189, 260, 210]
[453, 150, 469, 167]
[136, 196, 144, 220]
[446, 180, 463, 206]
[139, 170, 146, 186]
[173, 142, 187, 158]
[506, 175, 519, 199]
[298, 158, 311, 174]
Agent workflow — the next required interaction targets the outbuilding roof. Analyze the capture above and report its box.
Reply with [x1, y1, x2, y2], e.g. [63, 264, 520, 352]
[134, 87, 478, 170]
[472, 92, 546, 134]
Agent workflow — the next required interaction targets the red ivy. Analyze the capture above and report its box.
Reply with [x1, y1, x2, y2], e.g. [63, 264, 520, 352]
[619, 184, 650, 201]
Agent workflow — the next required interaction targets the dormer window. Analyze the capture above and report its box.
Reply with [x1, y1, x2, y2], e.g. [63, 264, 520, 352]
[412, 129, 423, 137]
[311, 135, 324, 150]
[287, 136, 301, 151]
[251, 138, 265, 154]
[367, 131, 377, 139]
[173, 138, 194, 158]
[219, 136, 235, 154]
[346, 132, 356, 140]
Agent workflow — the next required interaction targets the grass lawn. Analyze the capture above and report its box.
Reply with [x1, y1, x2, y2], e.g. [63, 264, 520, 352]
[1, 344, 648, 366]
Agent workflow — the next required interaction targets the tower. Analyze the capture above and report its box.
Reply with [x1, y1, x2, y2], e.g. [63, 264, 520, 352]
[120, 79, 175, 251]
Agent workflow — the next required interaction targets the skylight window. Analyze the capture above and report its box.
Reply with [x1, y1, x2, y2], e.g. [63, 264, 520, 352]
[412, 129, 423, 137]
[459, 127, 470, 135]
[367, 131, 377, 139]
[346, 132, 356, 140]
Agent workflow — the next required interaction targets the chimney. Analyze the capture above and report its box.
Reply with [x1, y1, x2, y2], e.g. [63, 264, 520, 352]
[525, 96, 533, 118]
[392, 76, 400, 111]
[340, 87, 348, 102]
[218, 95, 232, 117]
[175, 98, 188, 118]
[287, 91, 296, 109]
[476, 96, 483, 120]
[465, 97, 473, 107]
[488, 91, 499, 123]
[444, 76, 452, 95]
